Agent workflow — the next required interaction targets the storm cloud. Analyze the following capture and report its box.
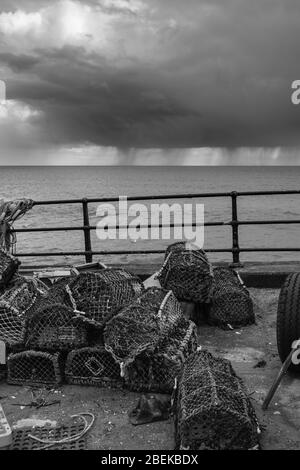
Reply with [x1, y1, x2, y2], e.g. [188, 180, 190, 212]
[0, 0, 300, 163]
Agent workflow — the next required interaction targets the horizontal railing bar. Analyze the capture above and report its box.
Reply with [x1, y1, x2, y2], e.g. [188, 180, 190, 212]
[14, 247, 300, 257]
[237, 220, 300, 225]
[31, 189, 300, 206]
[11, 218, 300, 233]
[11, 221, 226, 233]
[12, 226, 88, 233]
[14, 248, 233, 257]
[241, 248, 300, 252]
[237, 190, 300, 197]
[33, 194, 231, 205]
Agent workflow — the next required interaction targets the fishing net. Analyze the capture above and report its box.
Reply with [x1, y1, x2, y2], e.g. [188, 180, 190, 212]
[125, 321, 198, 394]
[0, 250, 20, 290]
[104, 288, 185, 369]
[26, 303, 88, 351]
[65, 346, 123, 388]
[175, 350, 260, 450]
[209, 267, 254, 329]
[0, 276, 49, 348]
[157, 242, 213, 303]
[68, 269, 144, 329]
[7, 350, 63, 386]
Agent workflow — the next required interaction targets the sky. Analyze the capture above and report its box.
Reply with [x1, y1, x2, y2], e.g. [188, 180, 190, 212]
[0, 0, 300, 165]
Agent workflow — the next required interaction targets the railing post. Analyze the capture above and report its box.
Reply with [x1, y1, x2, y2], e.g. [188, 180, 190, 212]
[82, 198, 93, 263]
[230, 191, 242, 267]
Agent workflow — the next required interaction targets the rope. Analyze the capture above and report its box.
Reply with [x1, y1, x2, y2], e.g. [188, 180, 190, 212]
[0, 199, 34, 253]
[28, 412, 95, 450]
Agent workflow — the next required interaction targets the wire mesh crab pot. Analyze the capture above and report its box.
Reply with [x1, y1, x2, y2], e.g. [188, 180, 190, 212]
[125, 321, 198, 394]
[68, 269, 144, 329]
[209, 268, 255, 329]
[175, 350, 260, 450]
[157, 242, 213, 303]
[26, 303, 88, 351]
[0, 250, 20, 290]
[104, 288, 185, 369]
[65, 346, 123, 388]
[7, 350, 63, 386]
[0, 276, 49, 349]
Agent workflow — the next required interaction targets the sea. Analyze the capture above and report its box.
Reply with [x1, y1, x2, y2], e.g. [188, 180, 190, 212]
[1, 166, 300, 266]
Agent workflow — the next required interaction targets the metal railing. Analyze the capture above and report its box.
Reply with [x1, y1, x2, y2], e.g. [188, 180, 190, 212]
[10, 189, 300, 266]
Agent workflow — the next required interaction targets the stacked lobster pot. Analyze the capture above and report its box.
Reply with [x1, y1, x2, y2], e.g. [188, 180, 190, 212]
[157, 242, 213, 304]
[6, 276, 74, 386]
[65, 346, 122, 389]
[7, 351, 64, 387]
[102, 287, 198, 393]
[0, 274, 49, 349]
[208, 267, 255, 329]
[67, 269, 144, 330]
[64, 269, 145, 388]
[175, 350, 260, 450]
[6, 267, 145, 387]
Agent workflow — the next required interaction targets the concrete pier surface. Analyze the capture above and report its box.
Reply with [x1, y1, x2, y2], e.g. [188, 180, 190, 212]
[1, 288, 299, 450]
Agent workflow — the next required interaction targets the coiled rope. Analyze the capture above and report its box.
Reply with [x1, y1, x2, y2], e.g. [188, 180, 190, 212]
[0, 199, 34, 252]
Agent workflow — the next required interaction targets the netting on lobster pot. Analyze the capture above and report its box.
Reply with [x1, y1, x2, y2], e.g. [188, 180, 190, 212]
[175, 350, 260, 450]
[26, 276, 75, 319]
[0, 250, 20, 290]
[157, 242, 213, 303]
[7, 350, 63, 386]
[209, 268, 254, 329]
[125, 321, 198, 394]
[213, 266, 249, 290]
[65, 346, 123, 388]
[0, 276, 49, 348]
[47, 276, 74, 307]
[68, 269, 144, 329]
[26, 303, 88, 351]
[104, 287, 185, 369]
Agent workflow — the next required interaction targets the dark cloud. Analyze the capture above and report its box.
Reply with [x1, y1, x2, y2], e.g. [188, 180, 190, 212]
[0, 52, 39, 71]
[0, 0, 300, 157]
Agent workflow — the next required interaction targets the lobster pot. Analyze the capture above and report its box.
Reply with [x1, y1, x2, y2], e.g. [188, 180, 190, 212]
[26, 276, 75, 319]
[26, 303, 88, 351]
[104, 288, 185, 368]
[47, 276, 74, 307]
[157, 242, 213, 303]
[68, 269, 144, 329]
[209, 270, 254, 329]
[0, 250, 20, 290]
[7, 351, 63, 386]
[175, 350, 260, 450]
[125, 322, 198, 394]
[65, 347, 122, 388]
[0, 277, 49, 348]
